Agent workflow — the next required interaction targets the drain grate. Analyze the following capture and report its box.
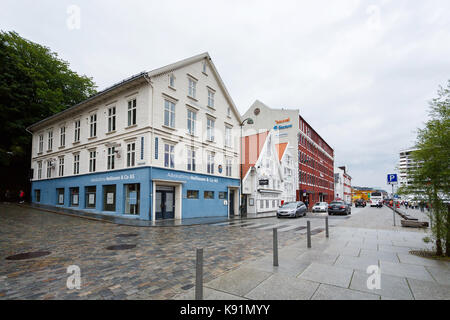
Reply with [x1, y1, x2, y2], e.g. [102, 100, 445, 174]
[6, 251, 51, 261]
[115, 233, 138, 238]
[106, 244, 136, 250]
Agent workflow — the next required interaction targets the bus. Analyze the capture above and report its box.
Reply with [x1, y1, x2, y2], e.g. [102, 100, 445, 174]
[369, 192, 383, 207]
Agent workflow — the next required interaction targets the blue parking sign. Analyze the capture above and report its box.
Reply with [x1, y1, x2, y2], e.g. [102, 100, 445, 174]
[387, 174, 398, 184]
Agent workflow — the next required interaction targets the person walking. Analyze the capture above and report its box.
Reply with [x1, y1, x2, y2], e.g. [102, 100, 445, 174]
[18, 190, 25, 203]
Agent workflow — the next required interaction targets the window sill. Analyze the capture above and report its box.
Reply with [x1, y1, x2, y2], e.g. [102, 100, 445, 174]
[168, 85, 176, 91]
[106, 130, 116, 135]
[58, 146, 65, 150]
[202, 72, 208, 76]
[125, 124, 138, 130]
[162, 125, 176, 131]
[207, 105, 216, 110]
[187, 95, 198, 102]
[88, 136, 97, 140]
[46, 150, 52, 153]
[72, 141, 80, 145]
[185, 132, 198, 138]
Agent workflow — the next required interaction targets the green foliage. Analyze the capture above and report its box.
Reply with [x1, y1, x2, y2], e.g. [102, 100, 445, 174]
[0, 31, 96, 192]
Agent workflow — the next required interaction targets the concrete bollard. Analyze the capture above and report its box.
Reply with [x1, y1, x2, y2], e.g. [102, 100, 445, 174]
[307, 221, 311, 248]
[195, 248, 203, 300]
[273, 228, 278, 267]
[325, 216, 329, 238]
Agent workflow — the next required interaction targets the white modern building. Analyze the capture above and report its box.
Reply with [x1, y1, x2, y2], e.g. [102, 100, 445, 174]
[241, 130, 297, 215]
[27, 53, 243, 221]
[398, 147, 419, 188]
[334, 166, 352, 203]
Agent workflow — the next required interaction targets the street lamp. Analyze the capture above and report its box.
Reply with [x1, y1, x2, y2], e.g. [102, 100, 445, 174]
[240, 117, 254, 217]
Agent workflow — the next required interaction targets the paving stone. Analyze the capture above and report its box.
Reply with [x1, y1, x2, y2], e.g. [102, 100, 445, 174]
[245, 274, 319, 300]
[359, 249, 400, 263]
[425, 266, 450, 286]
[298, 263, 354, 288]
[379, 261, 435, 282]
[397, 253, 450, 268]
[311, 284, 380, 300]
[334, 256, 379, 272]
[407, 278, 450, 300]
[175, 287, 247, 300]
[349, 270, 413, 300]
[295, 250, 339, 266]
[323, 246, 361, 257]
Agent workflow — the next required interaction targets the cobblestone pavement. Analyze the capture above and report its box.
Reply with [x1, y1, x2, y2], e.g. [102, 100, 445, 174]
[0, 204, 348, 300]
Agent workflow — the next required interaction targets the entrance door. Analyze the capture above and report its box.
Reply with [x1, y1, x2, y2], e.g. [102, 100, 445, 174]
[229, 190, 235, 216]
[155, 186, 175, 220]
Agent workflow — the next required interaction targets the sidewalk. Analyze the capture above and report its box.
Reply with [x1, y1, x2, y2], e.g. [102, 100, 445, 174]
[175, 210, 450, 300]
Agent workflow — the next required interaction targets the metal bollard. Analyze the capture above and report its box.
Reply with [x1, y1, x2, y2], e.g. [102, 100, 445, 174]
[195, 248, 203, 300]
[307, 221, 311, 248]
[273, 228, 278, 267]
[325, 216, 329, 238]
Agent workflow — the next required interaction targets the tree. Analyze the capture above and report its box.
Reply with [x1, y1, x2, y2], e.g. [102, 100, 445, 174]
[399, 80, 450, 256]
[0, 31, 96, 197]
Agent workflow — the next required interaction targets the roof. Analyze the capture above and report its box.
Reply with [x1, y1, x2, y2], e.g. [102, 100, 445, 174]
[275, 143, 288, 161]
[27, 52, 243, 132]
[240, 131, 270, 178]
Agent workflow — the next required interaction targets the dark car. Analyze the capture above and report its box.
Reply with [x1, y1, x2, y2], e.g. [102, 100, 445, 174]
[355, 199, 366, 208]
[277, 201, 307, 218]
[328, 200, 351, 215]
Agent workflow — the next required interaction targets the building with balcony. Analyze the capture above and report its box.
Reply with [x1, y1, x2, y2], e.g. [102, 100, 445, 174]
[334, 166, 352, 203]
[27, 53, 242, 221]
[398, 147, 419, 188]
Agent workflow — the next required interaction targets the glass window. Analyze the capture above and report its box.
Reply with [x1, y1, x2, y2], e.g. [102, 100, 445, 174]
[207, 118, 215, 141]
[187, 148, 196, 171]
[74, 120, 80, 142]
[127, 143, 136, 167]
[58, 157, 64, 177]
[225, 126, 232, 147]
[35, 189, 41, 202]
[103, 185, 116, 211]
[48, 131, 53, 150]
[46, 160, 52, 178]
[164, 100, 175, 127]
[169, 74, 175, 87]
[219, 192, 227, 199]
[226, 158, 232, 177]
[207, 151, 214, 174]
[73, 154, 80, 174]
[89, 150, 96, 172]
[204, 191, 214, 199]
[107, 147, 115, 170]
[85, 186, 96, 208]
[70, 187, 79, 207]
[187, 190, 199, 199]
[108, 107, 116, 132]
[125, 184, 140, 215]
[188, 78, 196, 98]
[38, 134, 44, 153]
[90, 114, 97, 137]
[207, 90, 214, 108]
[57, 188, 64, 205]
[164, 143, 174, 168]
[60, 126, 65, 147]
[187, 109, 196, 135]
[37, 161, 42, 179]
[128, 99, 137, 126]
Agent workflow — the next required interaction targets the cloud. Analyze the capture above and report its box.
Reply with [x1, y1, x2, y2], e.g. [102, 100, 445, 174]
[1, 0, 449, 189]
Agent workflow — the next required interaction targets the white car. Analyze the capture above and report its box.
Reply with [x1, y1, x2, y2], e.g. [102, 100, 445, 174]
[312, 202, 328, 213]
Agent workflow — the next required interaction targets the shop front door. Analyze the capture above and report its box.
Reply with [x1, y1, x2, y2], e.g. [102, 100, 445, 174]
[155, 187, 175, 220]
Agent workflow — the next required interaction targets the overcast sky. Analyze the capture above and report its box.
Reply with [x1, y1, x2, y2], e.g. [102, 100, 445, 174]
[2, 0, 449, 190]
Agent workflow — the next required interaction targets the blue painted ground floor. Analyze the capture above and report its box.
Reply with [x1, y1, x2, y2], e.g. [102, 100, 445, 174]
[31, 167, 240, 221]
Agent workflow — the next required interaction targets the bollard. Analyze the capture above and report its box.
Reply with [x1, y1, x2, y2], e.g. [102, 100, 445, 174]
[195, 248, 203, 300]
[325, 216, 329, 238]
[273, 228, 278, 267]
[307, 221, 311, 248]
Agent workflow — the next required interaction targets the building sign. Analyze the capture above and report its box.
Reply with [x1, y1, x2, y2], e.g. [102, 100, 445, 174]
[91, 173, 136, 183]
[275, 118, 290, 124]
[273, 118, 293, 130]
[129, 191, 137, 205]
[88, 194, 95, 205]
[259, 179, 269, 186]
[167, 172, 219, 183]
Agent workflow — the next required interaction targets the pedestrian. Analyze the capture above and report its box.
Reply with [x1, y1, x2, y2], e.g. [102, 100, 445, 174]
[18, 190, 25, 203]
[420, 201, 424, 212]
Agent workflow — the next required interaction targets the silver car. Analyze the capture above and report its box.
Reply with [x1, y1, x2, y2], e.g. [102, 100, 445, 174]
[312, 202, 328, 213]
[277, 201, 307, 218]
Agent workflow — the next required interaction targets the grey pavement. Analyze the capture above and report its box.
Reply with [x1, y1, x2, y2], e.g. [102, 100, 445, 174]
[175, 205, 450, 300]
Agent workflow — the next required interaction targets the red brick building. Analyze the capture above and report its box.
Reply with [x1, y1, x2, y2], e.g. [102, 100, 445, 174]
[298, 116, 334, 208]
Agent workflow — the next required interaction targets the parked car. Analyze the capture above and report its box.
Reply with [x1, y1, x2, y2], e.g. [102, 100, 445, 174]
[277, 201, 307, 218]
[312, 202, 328, 213]
[328, 200, 351, 215]
[354, 199, 366, 208]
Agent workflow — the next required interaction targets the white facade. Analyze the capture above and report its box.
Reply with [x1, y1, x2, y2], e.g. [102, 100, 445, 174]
[334, 166, 352, 203]
[398, 147, 418, 188]
[279, 144, 298, 203]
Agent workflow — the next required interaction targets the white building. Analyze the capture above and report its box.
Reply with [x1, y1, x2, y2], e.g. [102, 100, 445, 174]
[27, 53, 242, 221]
[241, 130, 297, 215]
[398, 147, 418, 188]
[334, 166, 352, 203]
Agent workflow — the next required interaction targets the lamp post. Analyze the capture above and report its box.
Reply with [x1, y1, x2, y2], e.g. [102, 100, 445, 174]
[240, 117, 254, 217]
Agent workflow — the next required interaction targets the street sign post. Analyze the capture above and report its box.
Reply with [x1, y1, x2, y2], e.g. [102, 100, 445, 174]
[387, 174, 398, 226]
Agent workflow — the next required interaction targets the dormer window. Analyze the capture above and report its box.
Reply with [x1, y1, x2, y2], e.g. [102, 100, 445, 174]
[202, 61, 207, 74]
[169, 73, 175, 88]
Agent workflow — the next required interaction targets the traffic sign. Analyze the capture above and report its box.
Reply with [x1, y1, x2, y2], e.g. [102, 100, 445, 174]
[387, 174, 398, 185]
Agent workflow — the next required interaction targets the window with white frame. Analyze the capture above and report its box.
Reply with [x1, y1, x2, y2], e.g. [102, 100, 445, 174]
[207, 89, 215, 108]
[226, 158, 232, 177]
[58, 157, 64, 177]
[202, 60, 207, 74]
[90, 114, 97, 137]
[74, 120, 81, 142]
[169, 74, 175, 88]
[207, 118, 215, 142]
[225, 126, 232, 147]
[164, 100, 175, 128]
[207, 151, 215, 174]
[164, 143, 174, 168]
[89, 150, 96, 173]
[60, 126, 65, 147]
[187, 148, 196, 171]
[127, 99, 137, 126]
[38, 134, 44, 153]
[37, 161, 42, 179]
[47, 160, 52, 178]
[227, 107, 231, 117]
[127, 142, 136, 167]
[188, 78, 196, 98]
[107, 147, 115, 170]
[108, 107, 116, 132]
[187, 109, 196, 135]
[47, 131, 53, 151]
[73, 154, 80, 174]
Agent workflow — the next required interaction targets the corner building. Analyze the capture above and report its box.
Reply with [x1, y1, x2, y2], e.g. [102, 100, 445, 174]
[28, 53, 242, 221]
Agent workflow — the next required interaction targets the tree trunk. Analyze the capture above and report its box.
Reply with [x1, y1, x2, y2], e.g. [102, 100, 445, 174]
[433, 188, 443, 256]
[446, 203, 450, 257]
